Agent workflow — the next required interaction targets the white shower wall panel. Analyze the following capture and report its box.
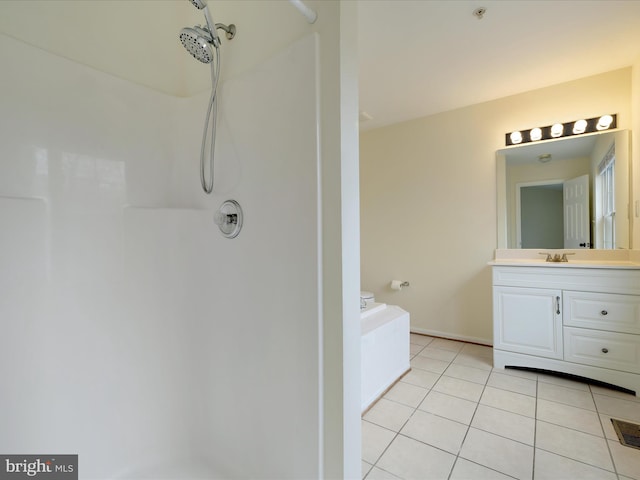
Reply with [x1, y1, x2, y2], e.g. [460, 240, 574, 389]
[0, 35, 175, 206]
[119, 207, 216, 476]
[0, 33, 203, 477]
[0, 32, 198, 477]
[170, 34, 322, 477]
[0, 30, 322, 478]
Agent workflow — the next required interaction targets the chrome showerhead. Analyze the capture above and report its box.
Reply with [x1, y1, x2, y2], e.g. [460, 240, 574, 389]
[179, 26, 214, 64]
[180, 0, 237, 194]
[186, 0, 217, 45]
[181, 0, 236, 63]
[188, 0, 207, 9]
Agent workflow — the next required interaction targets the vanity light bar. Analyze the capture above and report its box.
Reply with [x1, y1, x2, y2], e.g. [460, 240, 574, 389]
[505, 114, 617, 146]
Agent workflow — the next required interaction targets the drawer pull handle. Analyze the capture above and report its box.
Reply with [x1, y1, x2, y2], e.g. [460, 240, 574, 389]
[602, 348, 609, 354]
[556, 296, 560, 315]
[600, 310, 608, 316]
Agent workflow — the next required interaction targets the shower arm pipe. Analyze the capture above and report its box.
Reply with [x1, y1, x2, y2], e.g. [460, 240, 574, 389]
[202, 8, 235, 44]
[289, 0, 317, 24]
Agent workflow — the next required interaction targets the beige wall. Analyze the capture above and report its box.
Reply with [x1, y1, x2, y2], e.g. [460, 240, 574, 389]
[360, 68, 632, 344]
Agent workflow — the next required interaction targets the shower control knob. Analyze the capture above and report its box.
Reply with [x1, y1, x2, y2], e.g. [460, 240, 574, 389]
[214, 212, 237, 226]
[213, 211, 227, 225]
[214, 200, 243, 238]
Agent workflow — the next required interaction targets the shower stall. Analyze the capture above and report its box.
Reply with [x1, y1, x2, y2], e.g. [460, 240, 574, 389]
[0, 1, 360, 478]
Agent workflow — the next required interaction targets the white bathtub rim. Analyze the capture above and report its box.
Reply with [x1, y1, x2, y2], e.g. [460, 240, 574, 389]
[360, 302, 387, 319]
[361, 304, 408, 335]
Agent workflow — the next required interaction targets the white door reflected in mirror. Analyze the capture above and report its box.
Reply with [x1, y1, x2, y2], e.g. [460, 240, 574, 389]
[516, 175, 590, 249]
[563, 174, 590, 248]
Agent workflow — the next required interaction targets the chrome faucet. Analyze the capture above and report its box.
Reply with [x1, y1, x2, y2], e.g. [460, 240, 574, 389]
[539, 252, 575, 262]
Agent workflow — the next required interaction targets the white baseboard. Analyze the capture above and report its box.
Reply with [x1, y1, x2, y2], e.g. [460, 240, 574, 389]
[410, 327, 492, 347]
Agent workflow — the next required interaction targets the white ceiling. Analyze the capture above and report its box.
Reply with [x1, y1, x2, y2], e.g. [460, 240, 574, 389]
[358, 0, 640, 131]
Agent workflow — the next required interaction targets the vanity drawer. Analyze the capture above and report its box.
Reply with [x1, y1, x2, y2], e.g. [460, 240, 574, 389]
[563, 291, 640, 335]
[564, 327, 640, 374]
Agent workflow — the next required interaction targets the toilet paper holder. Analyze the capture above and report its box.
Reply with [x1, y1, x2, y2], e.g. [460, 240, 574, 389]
[390, 280, 410, 290]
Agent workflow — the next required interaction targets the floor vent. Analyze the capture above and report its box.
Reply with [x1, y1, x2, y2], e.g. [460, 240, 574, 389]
[611, 418, 640, 450]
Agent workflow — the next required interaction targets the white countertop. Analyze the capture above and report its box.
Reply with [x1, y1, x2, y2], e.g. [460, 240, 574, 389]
[489, 259, 640, 269]
[490, 249, 640, 269]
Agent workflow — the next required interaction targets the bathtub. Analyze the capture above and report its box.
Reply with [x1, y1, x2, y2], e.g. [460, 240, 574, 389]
[361, 303, 410, 412]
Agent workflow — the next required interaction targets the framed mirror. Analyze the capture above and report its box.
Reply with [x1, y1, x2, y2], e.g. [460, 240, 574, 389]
[496, 130, 630, 249]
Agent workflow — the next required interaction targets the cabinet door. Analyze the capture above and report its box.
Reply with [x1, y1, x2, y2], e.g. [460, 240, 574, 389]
[494, 286, 563, 359]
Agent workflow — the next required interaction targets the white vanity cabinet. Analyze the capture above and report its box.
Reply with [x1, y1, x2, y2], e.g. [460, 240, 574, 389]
[492, 264, 640, 395]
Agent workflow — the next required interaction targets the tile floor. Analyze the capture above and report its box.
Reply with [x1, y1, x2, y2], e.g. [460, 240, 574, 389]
[362, 334, 640, 480]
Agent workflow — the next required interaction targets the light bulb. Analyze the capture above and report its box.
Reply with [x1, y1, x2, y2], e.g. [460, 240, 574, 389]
[573, 119, 587, 134]
[530, 127, 542, 141]
[597, 115, 613, 130]
[510, 131, 523, 144]
[551, 123, 563, 138]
